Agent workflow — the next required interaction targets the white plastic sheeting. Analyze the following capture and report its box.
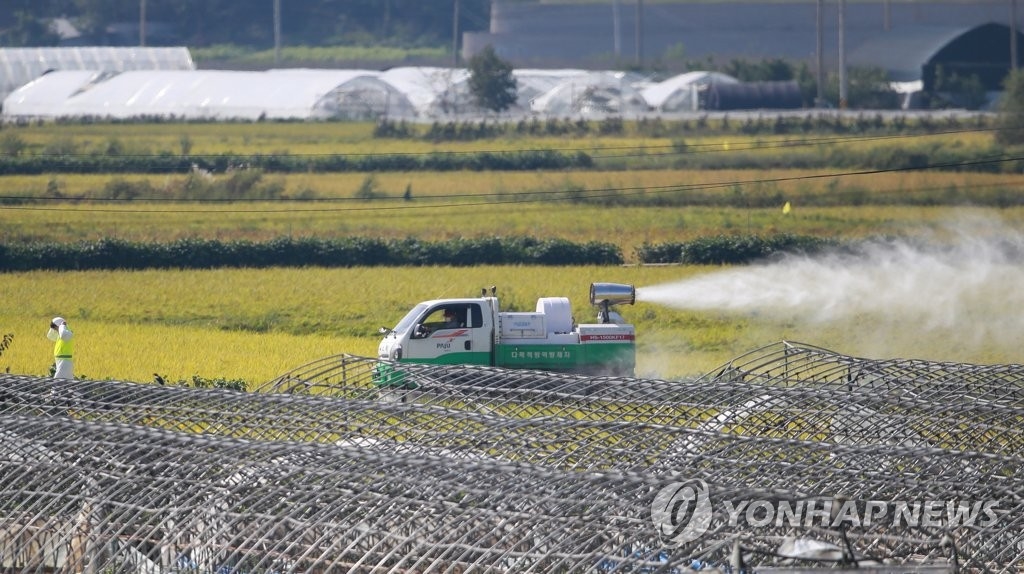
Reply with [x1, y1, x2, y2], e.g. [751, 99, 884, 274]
[377, 66, 475, 118]
[528, 71, 649, 117]
[1, 71, 102, 117]
[272, 69, 417, 120]
[3, 65, 812, 122]
[3, 69, 415, 121]
[511, 68, 589, 112]
[641, 71, 739, 112]
[0, 47, 194, 103]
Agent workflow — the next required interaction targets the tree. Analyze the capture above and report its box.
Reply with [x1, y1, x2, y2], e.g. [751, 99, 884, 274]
[930, 65, 986, 111]
[723, 57, 795, 82]
[14, 0, 490, 50]
[822, 66, 899, 109]
[997, 69, 1024, 145]
[3, 11, 61, 46]
[467, 45, 518, 113]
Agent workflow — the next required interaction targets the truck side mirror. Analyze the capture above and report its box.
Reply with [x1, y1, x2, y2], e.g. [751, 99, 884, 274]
[413, 324, 428, 339]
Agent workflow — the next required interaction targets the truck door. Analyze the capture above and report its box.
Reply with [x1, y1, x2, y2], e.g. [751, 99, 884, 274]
[405, 304, 490, 366]
[464, 303, 492, 365]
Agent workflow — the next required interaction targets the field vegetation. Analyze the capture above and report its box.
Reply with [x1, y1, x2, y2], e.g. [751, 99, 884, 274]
[2, 118, 1022, 386]
[191, 44, 449, 68]
[7, 262, 1017, 386]
[8, 172, 1024, 250]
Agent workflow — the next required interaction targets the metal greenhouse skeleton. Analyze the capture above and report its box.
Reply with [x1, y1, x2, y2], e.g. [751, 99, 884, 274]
[0, 341, 1020, 572]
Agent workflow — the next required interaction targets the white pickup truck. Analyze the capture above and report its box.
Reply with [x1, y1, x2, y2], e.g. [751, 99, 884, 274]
[375, 282, 636, 384]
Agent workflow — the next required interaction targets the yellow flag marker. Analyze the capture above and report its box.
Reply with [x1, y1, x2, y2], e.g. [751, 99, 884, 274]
[782, 201, 792, 214]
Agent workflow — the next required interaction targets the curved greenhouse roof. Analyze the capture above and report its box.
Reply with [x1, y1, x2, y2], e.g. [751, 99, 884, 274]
[0, 46, 194, 103]
[850, 22, 1024, 90]
[511, 68, 589, 111]
[3, 69, 415, 121]
[641, 71, 738, 112]
[1, 70, 102, 117]
[377, 66, 474, 118]
[529, 71, 648, 117]
[850, 24, 974, 83]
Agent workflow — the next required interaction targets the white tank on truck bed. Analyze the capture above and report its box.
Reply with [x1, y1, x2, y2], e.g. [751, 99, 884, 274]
[536, 297, 573, 334]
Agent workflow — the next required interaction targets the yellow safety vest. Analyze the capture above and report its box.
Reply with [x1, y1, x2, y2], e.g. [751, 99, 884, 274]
[54, 337, 73, 359]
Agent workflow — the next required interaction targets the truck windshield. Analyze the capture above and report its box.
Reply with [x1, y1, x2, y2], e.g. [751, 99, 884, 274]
[393, 303, 429, 334]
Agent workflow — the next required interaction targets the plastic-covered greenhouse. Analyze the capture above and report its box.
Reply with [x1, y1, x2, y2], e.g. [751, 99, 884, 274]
[377, 66, 475, 118]
[3, 68, 416, 121]
[529, 71, 649, 117]
[641, 71, 739, 112]
[3, 64, 661, 121]
[1, 58, 861, 121]
[0, 47, 194, 103]
[512, 68, 589, 112]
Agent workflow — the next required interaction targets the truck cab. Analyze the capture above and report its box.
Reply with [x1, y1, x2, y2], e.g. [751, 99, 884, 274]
[378, 297, 498, 367]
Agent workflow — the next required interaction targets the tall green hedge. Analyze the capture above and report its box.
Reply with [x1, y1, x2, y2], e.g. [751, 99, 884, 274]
[636, 234, 838, 265]
[0, 234, 856, 270]
[0, 150, 592, 176]
[0, 236, 623, 271]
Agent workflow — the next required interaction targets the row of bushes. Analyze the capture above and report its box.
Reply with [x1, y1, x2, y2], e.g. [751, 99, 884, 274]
[375, 114, 994, 141]
[655, 139, 1014, 174]
[0, 234, 848, 271]
[154, 373, 248, 391]
[0, 150, 592, 176]
[0, 237, 625, 271]
[3, 142, 1015, 178]
[636, 234, 839, 265]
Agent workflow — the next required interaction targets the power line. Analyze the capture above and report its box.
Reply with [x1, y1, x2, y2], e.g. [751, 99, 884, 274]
[2, 153, 1020, 214]
[7, 124, 1003, 166]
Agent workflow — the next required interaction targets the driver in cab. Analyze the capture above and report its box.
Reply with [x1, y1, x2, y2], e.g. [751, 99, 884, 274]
[416, 308, 463, 338]
[440, 308, 462, 330]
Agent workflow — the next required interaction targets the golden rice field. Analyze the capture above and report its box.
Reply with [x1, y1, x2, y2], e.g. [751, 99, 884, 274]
[6, 121, 671, 156]
[2, 121, 1023, 386]
[6, 171, 1024, 254]
[0, 266, 679, 383]
[2, 118, 1018, 256]
[3, 260, 1021, 387]
[1, 119, 995, 156]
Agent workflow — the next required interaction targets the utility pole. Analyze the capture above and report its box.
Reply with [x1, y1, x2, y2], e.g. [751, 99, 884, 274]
[838, 0, 848, 108]
[453, 0, 460, 68]
[635, 0, 644, 67]
[816, 0, 824, 107]
[139, 0, 146, 46]
[1013, 0, 1019, 71]
[274, 0, 281, 66]
[612, 0, 621, 58]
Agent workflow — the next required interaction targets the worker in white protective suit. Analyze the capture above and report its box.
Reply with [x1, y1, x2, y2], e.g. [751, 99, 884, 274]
[46, 317, 74, 379]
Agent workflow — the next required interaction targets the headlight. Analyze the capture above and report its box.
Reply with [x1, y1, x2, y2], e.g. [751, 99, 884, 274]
[390, 345, 402, 360]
